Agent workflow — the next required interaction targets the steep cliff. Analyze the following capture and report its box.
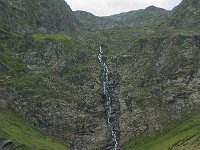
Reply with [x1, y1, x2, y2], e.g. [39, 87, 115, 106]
[0, 0, 79, 33]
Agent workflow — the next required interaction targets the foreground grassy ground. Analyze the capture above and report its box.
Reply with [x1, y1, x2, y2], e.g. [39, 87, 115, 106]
[0, 110, 69, 150]
[125, 113, 200, 150]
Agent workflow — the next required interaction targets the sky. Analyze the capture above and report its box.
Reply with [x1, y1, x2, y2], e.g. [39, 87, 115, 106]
[66, 0, 182, 16]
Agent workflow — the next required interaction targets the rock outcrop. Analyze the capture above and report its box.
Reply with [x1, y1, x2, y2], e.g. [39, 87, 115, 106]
[0, 0, 79, 33]
[0, 140, 16, 150]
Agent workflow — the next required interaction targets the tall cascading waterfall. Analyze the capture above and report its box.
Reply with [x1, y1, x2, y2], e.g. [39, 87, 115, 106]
[98, 45, 118, 150]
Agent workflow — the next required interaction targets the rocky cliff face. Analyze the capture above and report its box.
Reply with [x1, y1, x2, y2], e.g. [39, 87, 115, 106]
[0, 0, 79, 33]
[111, 34, 200, 146]
[168, 0, 200, 30]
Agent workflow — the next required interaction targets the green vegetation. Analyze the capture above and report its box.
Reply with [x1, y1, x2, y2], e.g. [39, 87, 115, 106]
[0, 52, 25, 73]
[32, 34, 71, 42]
[0, 35, 47, 100]
[0, 110, 70, 150]
[0, 35, 25, 82]
[0, 35, 38, 86]
[125, 113, 200, 150]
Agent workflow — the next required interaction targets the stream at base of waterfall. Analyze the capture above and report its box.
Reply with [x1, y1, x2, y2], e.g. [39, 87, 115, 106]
[98, 46, 118, 150]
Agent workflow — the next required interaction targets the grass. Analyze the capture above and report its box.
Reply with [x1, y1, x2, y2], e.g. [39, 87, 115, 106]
[32, 34, 71, 42]
[125, 113, 200, 150]
[0, 47, 41, 89]
[0, 110, 70, 150]
[0, 53, 25, 73]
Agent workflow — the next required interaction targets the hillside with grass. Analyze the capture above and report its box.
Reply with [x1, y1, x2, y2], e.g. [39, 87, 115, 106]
[74, 10, 118, 30]
[125, 113, 200, 150]
[107, 5, 169, 26]
[0, 110, 69, 150]
[74, 5, 169, 31]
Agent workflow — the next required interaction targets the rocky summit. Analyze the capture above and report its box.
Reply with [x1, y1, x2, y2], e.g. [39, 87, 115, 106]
[0, 0, 200, 150]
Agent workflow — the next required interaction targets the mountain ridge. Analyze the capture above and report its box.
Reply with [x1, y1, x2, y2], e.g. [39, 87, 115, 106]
[74, 5, 169, 31]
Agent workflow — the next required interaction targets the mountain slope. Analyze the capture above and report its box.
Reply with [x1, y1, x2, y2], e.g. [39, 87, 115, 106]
[168, 0, 200, 30]
[96, 26, 200, 149]
[75, 6, 169, 30]
[1, 0, 200, 150]
[108, 5, 169, 26]
[74, 10, 118, 30]
[0, 0, 79, 33]
[125, 112, 200, 150]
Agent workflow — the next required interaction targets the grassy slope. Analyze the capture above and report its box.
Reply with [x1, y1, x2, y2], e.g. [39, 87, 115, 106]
[32, 34, 71, 42]
[0, 110, 69, 150]
[125, 113, 200, 150]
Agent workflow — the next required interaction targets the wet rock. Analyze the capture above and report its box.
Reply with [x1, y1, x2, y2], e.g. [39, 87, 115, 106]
[98, 46, 120, 149]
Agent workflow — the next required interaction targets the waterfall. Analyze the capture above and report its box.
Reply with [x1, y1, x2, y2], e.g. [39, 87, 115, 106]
[98, 45, 118, 150]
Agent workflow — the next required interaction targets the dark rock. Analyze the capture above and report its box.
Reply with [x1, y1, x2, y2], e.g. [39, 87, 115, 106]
[0, 140, 16, 150]
[0, 64, 7, 72]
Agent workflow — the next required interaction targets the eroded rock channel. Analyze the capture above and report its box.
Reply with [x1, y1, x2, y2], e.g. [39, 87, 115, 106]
[98, 45, 120, 150]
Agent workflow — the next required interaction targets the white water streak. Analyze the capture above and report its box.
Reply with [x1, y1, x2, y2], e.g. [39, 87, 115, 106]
[98, 46, 118, 150]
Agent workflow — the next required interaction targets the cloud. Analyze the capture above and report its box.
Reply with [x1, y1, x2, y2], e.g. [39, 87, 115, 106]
[66, 0, 182, 16]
